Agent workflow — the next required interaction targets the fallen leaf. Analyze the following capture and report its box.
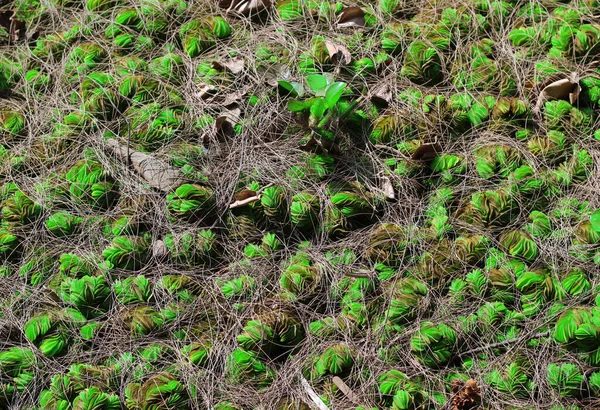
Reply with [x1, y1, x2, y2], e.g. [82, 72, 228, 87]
[259, 63, 291, 87]
[194, 84, 217, 99]
[370, 83, 392, 106]
[152, 240, 168, 259]
[216, 104, 241, 138]
[569, 82, 581, 105]
[325, 40, 352, 65]
[412, 143, 441, 161]
[299, 134, 329, 155]
[234, 189, 257, 201]
[220, 0, 272, 16]
[332, 376, 360, 404]
[380, 175, 395, 200]
[219, 85, 251, 106]
[213, 58, 245, 74]
[105, 138, 185, 192]
[300, 377, 330, 410]
[337, 6, 365, 28]
[131, 152, 186, 192]
[534, 72, 579, 113]
[0, 9, 24, 44]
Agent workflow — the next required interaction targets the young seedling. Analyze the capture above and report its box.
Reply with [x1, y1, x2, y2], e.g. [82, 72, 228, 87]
[280, 74, 348, 128]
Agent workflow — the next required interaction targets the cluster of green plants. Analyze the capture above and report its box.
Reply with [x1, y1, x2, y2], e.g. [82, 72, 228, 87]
[2, 0, 600, 408]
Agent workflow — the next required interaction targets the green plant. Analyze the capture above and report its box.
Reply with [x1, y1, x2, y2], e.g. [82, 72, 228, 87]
[65, 159, 119, 210]
[167, 184, 216, 221]
[547, 363, 585, 397]
[284, 74, 349, 129]
[410, 322, 456, 368]
[45, 211, 84, 237]
[125, 373, 189, 409]
[225, 349, 275, 388]
[102, 235, 150, 270]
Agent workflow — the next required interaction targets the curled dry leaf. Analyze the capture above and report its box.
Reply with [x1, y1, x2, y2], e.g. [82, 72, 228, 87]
[325, 40, 352, 65]
[216, 104, 242, 138]
[451, 379, 481, 410]
[533, 72, 579, 114]
[412, 143, 441, 161]
[370, 83, 392, 106]
[219, 0, 272, 16]
[380, 175, 395, 200]
[195, 83, 218, 99]
[229, 195, 260, 208]
[569, 83, 581, 105]
[0, 8, 25, 44]
[337, 6, 365, 28]
[213, 58, 245, 75]
[300, 376, 330, 410]
[259, 63, 291, 87]
[299, 134, 329, 155]
[219, 85, 251, 106]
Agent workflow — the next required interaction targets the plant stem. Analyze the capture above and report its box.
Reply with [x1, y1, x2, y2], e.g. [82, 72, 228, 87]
[315, 95, 365, 130]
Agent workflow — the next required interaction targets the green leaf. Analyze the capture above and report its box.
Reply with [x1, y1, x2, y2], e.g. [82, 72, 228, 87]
[288, 99, 308, 112]
[309, 98, 328, 127]
[392, 390, 412, 410]
[306, 74, 328, 96]
[39, 333, 68, 357]
[591, 209, 600, 232]
[325, 82, 347, 107]
[278, 80, 304, 97]
[24, 314, 52, 343]
[547, 363, 584, 397]
[80, 322, 101, 340]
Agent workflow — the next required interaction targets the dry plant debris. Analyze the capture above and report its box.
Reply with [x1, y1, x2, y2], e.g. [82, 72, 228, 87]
[451, 379, 481, 410]
[1, 0, 600, 409]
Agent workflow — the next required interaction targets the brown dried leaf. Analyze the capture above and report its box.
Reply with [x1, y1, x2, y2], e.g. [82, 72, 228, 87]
[0, 9, 25, 44]
[213, 58, 245, 74]
[325, 40, 352, 65]
[332, 376, 360, 404]
[218, 85, 251, 106]
[337, 6, 365, 28]
[194, 84, 217, 99]
[370, 84, 392, 106]
[534, 72, 579, 113]
[412, 143, 441, 161]
[105, 138, 185, 192]
[299, 135, 329, 155]
[258, 63, 291, 86]
[216, 104, 241, 138]
[234, 189, 257, 201]
[152, 240, 168, 259]
[380, 175, 395, 199]
[569, 83, 581, 105]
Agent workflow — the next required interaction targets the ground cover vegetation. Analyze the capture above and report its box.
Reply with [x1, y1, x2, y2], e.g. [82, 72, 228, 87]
[1, 0, 600, 408]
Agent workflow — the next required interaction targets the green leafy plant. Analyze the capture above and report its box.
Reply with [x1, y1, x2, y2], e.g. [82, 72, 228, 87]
[547, 363, 585, 398]
[225, 349, 275, 388]
[45, 211, 84, 237]
[410, 322, 456, 368]
[65, 159, 119, 210]
[102, 235, 150, 270]
[167, 184, 216, 221]
[285, 74, 349, 129]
